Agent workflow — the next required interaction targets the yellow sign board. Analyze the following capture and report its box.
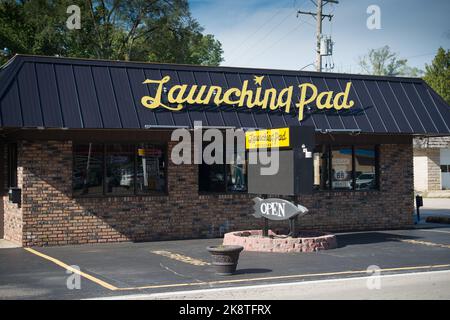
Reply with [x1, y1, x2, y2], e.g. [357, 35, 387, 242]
[245, 128, 290, 150]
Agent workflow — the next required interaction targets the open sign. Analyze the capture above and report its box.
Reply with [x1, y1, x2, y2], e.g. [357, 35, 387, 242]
[252, 197, 308, 221]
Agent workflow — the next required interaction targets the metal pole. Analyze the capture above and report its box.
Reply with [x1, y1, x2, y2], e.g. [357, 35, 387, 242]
[263, 217, 269, 237]
[262, 194, 269, 237]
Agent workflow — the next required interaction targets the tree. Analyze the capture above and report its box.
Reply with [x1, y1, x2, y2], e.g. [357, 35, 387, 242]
[0, 0, 223, 66]
[358, 45, 422, 77]
[423, 47, 450, 105]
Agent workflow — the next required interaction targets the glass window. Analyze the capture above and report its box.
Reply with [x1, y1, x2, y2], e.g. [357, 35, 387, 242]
[73, 143, 167, 197]
[313, 145, 330, 190]
[313, 144, 379, 191]
[7, 143, 18, 188]
[136, 144, 166, 194]
[226, 152, 247, 192]
[441, 165, 449, 173]
[199, 164, 226, 193]
[331, 146, 353, 190]
[73, 144, 104, 196]
[105, 144, 135, 195]
[355, 146, 377, 190]
[199, 143, 247, 193]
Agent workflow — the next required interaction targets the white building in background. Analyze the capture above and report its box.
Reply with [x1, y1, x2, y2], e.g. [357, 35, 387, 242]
[413, 137, 450, 194]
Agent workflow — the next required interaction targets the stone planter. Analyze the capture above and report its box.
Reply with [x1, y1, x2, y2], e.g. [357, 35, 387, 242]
[207, 245, 244, 275]
[223, 230, 338, 253]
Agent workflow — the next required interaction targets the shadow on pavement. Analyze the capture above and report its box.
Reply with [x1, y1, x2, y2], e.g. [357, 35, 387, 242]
[233, 268, 272, 275]
[421, 209, 450, 217]
[336, 232, 420, 248]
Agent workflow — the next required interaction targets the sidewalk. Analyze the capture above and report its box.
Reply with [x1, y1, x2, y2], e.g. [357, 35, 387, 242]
[423, 198, 450, 211]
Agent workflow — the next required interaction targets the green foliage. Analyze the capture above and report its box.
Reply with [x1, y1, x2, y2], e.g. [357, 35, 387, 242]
[358, 45, 423, 77]
[0, 0, 223, 66]
[423, 47, 450, 105]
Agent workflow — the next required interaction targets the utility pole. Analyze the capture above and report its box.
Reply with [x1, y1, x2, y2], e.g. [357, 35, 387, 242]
[297, 0, 338, 72]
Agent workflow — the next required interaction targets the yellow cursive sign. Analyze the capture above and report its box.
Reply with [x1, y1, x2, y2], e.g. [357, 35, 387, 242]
[141, 75, 354, 121]
[245, 128, 290, 149]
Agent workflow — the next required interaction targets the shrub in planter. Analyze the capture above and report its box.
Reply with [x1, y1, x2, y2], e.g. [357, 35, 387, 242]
[207, 245, 244, 275]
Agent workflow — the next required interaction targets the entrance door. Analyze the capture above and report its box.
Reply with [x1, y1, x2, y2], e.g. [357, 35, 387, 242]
[414, 155, 428, 192]
[441, 149, 450, 190]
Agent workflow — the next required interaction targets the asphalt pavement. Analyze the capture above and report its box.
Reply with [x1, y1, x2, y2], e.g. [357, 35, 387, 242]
[0, 198, 449, 300]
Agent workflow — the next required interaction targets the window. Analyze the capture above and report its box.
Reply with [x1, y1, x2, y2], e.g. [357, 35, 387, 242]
[73, 144, 104, 196]
[226, 152, 247, 192]
[331, 146, 353, 190]
[73, 143, 166, 197]
[441, 165, 449, 173]
[106, 144, 135, 195]
[199, 145, 247, 193]
[199, 164, 226, 193]
[314, 145, 379, 191]
[137, 144, 167, 194]
[354, 146, 378, 190]
[313, 145, 330, 190]
[7, 143, 18, 188]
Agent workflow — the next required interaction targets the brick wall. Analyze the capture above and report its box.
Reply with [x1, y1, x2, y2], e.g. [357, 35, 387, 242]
[413, 148, 441, 191]
[2, 143, 23, 244]
[427, 149, 442, 191]
[3, 198, 22, 244]
[6, 140, 413, 247]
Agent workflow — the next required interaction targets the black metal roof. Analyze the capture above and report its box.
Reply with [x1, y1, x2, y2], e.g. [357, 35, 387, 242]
[0, 54, 449, 134]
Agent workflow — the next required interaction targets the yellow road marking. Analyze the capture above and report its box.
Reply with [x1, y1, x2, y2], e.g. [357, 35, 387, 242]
[25, 247, 450, 292]
[24, 248, 119, 291]
[392, 238, 450, 249]
[151, 250, 211, 266]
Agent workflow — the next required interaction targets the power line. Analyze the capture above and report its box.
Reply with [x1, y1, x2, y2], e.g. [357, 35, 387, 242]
[242, 21, 307, 65]
[225, 1, 290, 60]
[228, 8, 297, 65]
[246, 20, 314, 63]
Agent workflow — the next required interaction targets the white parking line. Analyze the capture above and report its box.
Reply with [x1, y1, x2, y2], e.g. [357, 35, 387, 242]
[89, 269, 450, 300]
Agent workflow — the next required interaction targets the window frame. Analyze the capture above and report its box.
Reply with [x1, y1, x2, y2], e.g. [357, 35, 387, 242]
[199, 143, 380, 194]
[314, 144, 380, 192]
[198, 148, 248, 195]
[7, 143, 18, 189]
[72, 142, 168, 198]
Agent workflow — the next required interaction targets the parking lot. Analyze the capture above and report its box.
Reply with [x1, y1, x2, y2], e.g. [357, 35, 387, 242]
[1, 222, 450, 300]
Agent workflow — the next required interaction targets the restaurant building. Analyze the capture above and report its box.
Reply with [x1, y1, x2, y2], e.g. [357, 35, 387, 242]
[0, 54, 449, 247]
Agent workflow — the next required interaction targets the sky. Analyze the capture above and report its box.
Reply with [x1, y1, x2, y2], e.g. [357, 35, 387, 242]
[189, 0, 450, 73]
